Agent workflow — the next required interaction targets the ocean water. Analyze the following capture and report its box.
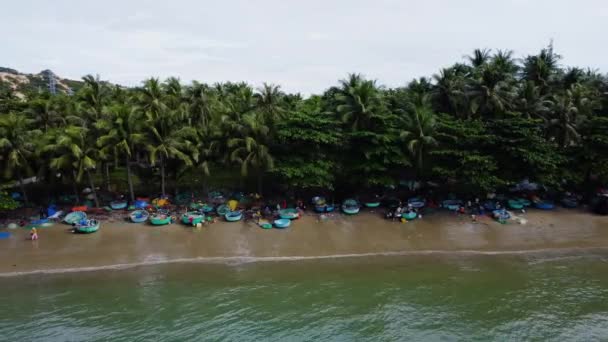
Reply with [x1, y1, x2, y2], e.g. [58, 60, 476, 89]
[2, 252, 608, 341]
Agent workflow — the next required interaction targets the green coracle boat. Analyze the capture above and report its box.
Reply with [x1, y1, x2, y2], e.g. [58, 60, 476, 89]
[150, 214, 172, 226]
[278, 208, 299, 220]
[182, 212, 205, 226]
[74, 219, 100, 234]
[63, 211, 87, 225]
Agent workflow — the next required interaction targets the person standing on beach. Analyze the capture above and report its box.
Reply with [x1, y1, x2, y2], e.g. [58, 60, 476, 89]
[30, 227, 38, 240]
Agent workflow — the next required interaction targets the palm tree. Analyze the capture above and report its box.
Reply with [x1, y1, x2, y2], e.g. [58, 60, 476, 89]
[522, 44, 561, 90]
[467, 48, 491, 68]
[44, 126, 100, 207]
[0, 113, 40, 204]
[97, 104, 145, 201]
[432, 67, 466, 116]
[400, 97, 438, 176]
[144, 108, 196, 196]
[186, 81, 214, 127]
[80, 74, 108, 123]
[516, 81, 552, 119]
[228, 113, 273, 195]
[467, 63, 515, 117]
[26, 98, 65, 132]
[255, 83, 285, 125]
[547, 94, 580, 147]
[336, 74, 383, 131]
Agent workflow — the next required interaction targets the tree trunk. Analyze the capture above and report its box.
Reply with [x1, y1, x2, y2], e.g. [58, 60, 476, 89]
[174, 170, 179, 198]
[17, 169, 29, 206]
[87, 170, 100, 208]
[160, 158, 166, 196]
[104, 163, 111, 192]
[126, 157, 135, 202]
[202, 177, 208, 198]
[72, 170, 80, 204]
[257, 171, 263, 197]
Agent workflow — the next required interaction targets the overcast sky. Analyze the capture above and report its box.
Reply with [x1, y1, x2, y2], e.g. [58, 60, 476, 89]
[1, 0, 607, 94]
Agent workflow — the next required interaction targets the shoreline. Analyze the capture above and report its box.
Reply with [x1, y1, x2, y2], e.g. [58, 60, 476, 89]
[2, 246, 608, 278]
[1, 209, 608, 276]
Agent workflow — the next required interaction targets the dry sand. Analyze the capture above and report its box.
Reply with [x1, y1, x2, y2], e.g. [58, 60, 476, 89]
[1, 209, 607, 275]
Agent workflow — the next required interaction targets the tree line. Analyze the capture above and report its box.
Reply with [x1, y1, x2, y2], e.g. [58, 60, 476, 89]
[1, 45, 607, 206]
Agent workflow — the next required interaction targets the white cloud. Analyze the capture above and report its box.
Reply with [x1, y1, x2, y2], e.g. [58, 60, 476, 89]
[0, 0, 607, 94]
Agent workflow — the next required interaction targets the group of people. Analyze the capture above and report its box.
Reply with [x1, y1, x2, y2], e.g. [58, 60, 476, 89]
[385, 204, 419, 221]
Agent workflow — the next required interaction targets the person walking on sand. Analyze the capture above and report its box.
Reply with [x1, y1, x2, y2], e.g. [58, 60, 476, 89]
[30, 227, 38, 240]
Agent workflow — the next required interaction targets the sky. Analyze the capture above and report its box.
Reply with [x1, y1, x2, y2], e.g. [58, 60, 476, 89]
[1, 0, 607, 94]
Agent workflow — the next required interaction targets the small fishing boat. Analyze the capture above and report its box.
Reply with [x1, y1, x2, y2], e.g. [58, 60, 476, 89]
[407, 197, 426, 209]
[535, 201, 555, 210]
[258, 219, 273, 229]
[517, 198, 532, 207]
[225, 211, 242, 222]
[561, 197, 578, 208]
[74, 219, 100, 234]
[130, 210, 150, 223]
[182, 212, 205, 226]
[279, 208, 300, 220]
[150, 214, 172, 226]
[342, 199, 360, 215]
[314, 203, 335, 213]
[364, 200, 381, 208]
[312, 196, 326, 205]
[507, 199, 524, 210]
[492, 209, 510, 222]
[274, 218, 291, 229]
[216, 204, 230, 216]
[110, 200, 128, 210]
[201, 204, 214, 213]
[442, 199, 462, 211]
[63, 211, 87, 225]
[402, 211, 417, 220]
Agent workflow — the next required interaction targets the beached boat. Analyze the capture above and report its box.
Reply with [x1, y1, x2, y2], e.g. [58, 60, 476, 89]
[258, 219, 273, 229]
[279, 208, 300, 220]
[274, 218, 291, 229]
[492, 209, 510, 222]
[216, 204, 230, 216]
[182, 212, 205, 226]
[63, 211, 87, 225]
[225, 211, 242, 222]
[201, 204, 214, 213]
[110, 200, 128, 210]
[507, 199, 524, 210]
[517, 198, 532, 207]
[312, 196, 326, 205]
[74, 219, 100, 234]
[150, 214, 172, 226]
[402, 211, 417, 220]
[561, 197, 578, 208]
[342, 199, 360, 215]
[129, 210, 149, 223]
[442, 199, 462, 211]
[535, 201, 555, 210]
[134, 199, 149, 209]
[407, 197, 426, 209]
[364, 201, 381, 208]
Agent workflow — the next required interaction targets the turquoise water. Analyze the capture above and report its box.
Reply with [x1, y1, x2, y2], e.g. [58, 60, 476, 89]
[2, 252, 608, 341]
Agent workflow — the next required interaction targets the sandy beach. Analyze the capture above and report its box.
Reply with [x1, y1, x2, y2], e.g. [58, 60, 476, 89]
[1, 209, 607, 275]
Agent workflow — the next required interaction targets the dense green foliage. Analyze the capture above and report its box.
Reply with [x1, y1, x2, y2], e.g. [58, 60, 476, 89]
[0, 45, 607, 203]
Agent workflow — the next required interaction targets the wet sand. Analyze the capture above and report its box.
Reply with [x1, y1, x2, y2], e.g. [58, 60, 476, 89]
[1, 209, 608, 274]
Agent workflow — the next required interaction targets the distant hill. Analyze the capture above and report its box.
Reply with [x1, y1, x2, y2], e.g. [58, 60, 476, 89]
[0, 67, 85, 98]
